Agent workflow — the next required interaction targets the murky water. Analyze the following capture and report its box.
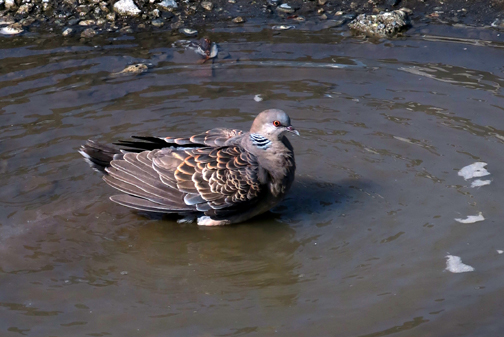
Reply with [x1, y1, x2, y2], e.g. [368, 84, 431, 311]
[2, 22, 504, 336]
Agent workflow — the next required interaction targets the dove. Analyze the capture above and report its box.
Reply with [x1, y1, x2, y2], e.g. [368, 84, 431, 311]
[79, 109, 298, 226]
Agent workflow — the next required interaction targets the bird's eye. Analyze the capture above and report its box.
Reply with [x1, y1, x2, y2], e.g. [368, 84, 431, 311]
[273, 120, 281, 127]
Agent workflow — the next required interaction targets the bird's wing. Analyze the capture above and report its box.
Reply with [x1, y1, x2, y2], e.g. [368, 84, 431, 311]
[115, 128, 244, 152]
[104, 145, 266, 217]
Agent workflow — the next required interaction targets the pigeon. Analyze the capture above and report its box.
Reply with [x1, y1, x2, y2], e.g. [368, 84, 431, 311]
[79, 109, 299, 226]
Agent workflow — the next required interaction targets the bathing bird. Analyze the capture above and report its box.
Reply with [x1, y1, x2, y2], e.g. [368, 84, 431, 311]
[79, 109, 298, 226]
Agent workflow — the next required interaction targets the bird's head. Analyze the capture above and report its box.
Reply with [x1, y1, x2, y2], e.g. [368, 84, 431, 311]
[250, 109, 299, 140]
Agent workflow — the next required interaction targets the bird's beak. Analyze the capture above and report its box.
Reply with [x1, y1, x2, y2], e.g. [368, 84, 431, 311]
[286, 126, 300, 136]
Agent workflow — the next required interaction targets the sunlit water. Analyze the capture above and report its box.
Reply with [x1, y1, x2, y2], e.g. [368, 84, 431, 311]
[2, 22, 504, 336]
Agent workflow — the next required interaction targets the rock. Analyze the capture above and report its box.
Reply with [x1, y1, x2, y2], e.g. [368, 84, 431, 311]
[97, 19, 106, 25]
[5, 0, 16, 11]
[0, 16, 15, 26]
[79, 20, 96, 26]
[99, 2, 109, 13]
[319, 13, 327, 20]
[119, 26, 133, 33]
[157, 0, 177, 11]
[16, 4, 33, 15]
[232, 16, 245, 23]
[80, 27, 97, 38]
[228, 0, 236, 3]
[112, 64, 148, 76]
[106, 12, 116, 21]
[77, 5, 90, 14]
[151, 18, 164, 27]
[62, 27, 73, 36]
[348, 8, 411, 37]
[318, 0, 327, 5]
[201, 1, 213, 11]
[179, 27, 197, 36]
[0, 23, 23, 35]
[113, 0, 141, 17]
[277, 3, 294, 13]
[335, 11, 344, 15]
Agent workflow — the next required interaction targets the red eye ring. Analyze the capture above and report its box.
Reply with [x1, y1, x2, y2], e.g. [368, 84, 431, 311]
[273, 120, 281, 127]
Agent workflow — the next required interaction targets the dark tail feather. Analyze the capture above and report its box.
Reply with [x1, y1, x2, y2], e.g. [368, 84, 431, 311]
[79, 140, 122, 172]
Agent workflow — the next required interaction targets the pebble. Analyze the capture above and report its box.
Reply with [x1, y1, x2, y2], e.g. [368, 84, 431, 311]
[0, 16, 15, 26]
[112, 64, 148, 76]
[79, 20, 96, 26]
[106, 13, 116, 21]
[157, 0, 178, 11]
[254, 94, 263, 102]
[5, 0, 16, 10]
[277, 3, 294, 13]
[16, 4, 33, 15]
[318, 0, 328, 5]
[80, 28, 97, 38]
[62, 27, 73, 36]
[151, 18, 164, 27]
[201, 1, 213, 11]
[335, 11, 344, 16]
[348, 9, 410, 37]
[179, 27, 198, 36]
[232, 16, 245, 23]
[0, 24, 23, 35]
[113, 0, 142, 17]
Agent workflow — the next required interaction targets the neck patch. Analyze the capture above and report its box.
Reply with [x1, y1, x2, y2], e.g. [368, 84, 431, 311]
[250, 133, 272, 149]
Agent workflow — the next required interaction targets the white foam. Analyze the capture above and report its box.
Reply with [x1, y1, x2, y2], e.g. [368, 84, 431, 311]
[470, 179, 491, 188]
[445, 255, 474, 273]
[458, 162, 490, 180]
[454, 212, 484, 224]
[254, 94, 263, 102]
[497, 250, 503, 254]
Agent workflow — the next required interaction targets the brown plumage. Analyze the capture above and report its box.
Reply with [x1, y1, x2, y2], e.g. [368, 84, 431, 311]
[79, 109, 298, 226]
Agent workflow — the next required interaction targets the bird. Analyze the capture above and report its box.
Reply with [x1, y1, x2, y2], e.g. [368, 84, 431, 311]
[79, 109, 299, 226]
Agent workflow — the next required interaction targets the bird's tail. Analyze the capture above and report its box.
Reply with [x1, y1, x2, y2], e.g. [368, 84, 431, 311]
[79, 140, 122, 172]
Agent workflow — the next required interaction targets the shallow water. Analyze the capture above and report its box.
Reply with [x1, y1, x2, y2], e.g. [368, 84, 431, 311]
[2, 22, 504, 336]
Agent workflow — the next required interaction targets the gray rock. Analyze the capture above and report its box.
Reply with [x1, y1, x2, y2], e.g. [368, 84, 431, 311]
[62, 27, 73, 36]
[232, 16, 245, 23]
[79, 19, 96, 26]
[80, 27, 97, 38]
[16, 3, 33, 15]
[113, 0, 141, 17]
[151, 18, 164, 27]
[201, 1, 213, 11]
[277, 3, 294, 13]
[5, 0, 15, 11]
[157, 0, 177, 11]
[348, 8, 411, 37]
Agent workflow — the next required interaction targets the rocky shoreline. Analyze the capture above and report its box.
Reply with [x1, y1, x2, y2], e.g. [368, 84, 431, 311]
[0, 0, 503, 38]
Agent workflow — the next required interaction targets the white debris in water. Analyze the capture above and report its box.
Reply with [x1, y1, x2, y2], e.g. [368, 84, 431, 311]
[497, 250, 503, 254]
[272, 25, 295, 30]
[470, 179, 491, 188]
[279, 3, 292, 9]
[113, 0, 142, 16]
[254, 94, 263, 102]
[454, 212, 484, 224]
[445, 255, 474, 273]
[458, 162, 490, 180]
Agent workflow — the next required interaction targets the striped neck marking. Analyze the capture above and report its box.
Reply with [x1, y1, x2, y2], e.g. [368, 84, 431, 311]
[250, 133, 272, 149]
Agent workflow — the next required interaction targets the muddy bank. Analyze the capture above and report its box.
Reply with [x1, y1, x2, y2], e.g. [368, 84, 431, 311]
[0, 0, 504, 38]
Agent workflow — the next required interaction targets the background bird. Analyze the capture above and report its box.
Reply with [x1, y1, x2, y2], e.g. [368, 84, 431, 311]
[79, 109, 299, 226]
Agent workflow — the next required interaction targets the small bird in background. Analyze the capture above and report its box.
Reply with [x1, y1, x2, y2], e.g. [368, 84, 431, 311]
[79, 109, 299, 226]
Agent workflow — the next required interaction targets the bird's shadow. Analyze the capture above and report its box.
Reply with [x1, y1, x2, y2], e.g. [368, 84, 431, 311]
[134, 176, 379, 226]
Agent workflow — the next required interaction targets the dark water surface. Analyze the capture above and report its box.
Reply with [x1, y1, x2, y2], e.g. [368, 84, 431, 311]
[2, 23, 504, 336]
